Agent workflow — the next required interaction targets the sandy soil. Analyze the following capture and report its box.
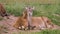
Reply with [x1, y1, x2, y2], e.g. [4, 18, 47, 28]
[0, 15, 60, 34]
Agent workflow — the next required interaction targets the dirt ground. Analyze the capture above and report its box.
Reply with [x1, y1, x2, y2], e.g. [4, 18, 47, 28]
[0, 15, 60, 34]
[0, 15, 41, 34]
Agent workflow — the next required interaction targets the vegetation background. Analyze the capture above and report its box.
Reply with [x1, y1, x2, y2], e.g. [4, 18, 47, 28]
[0, 0, 60, 34]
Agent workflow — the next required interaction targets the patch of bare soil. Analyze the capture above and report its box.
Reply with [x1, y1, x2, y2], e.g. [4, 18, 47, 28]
[0, 15, 19, 34]
[0, 15, 60, 34]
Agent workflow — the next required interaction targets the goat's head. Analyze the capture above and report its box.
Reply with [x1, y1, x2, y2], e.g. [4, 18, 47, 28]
[25, 6, 35, 12]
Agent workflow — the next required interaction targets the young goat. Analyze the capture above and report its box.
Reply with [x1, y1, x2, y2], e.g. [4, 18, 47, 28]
[13, 6, 34, 30]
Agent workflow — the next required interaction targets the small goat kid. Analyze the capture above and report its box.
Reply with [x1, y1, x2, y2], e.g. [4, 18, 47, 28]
[13, 6, 34, 30]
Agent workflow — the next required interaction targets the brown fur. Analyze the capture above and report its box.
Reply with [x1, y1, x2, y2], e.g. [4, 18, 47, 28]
[41, 16, 54, 29]
[13, 16, 28, 30]
[0, 3, 9, 19]
[31, 16, 54, 30]
[13, 16, 54, 30]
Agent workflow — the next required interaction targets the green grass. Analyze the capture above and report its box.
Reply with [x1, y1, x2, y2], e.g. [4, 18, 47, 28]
[0, 0, 60, 26]
[0, 0, 60, 34]
[12, 30, 60, 34]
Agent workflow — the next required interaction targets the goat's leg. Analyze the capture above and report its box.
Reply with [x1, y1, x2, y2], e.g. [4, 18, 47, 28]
[28, 22, 31, 30]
